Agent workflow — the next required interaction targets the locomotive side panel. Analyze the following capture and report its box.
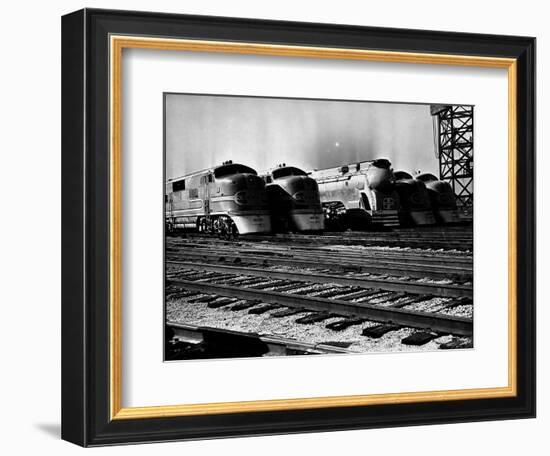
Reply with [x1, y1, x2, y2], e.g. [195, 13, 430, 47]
[166, 163, 272, 235]
[166, 174, 207, 230]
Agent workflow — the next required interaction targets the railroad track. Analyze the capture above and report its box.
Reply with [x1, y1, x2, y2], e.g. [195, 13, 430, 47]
[165, 225, 474, 357]
[167, 322, 357, 358]
[166, 246, 472, 280]
[167, 261, 472, 297]
[170, 229, 473, 251]
[166, 235, 473, 279]
[166, 266, 473, 337]
[244, 234, 473, 250]
[166, 237, 473, 262]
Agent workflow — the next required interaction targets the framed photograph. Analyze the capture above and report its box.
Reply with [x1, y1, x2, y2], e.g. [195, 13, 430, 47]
[61, 8, 535, 446]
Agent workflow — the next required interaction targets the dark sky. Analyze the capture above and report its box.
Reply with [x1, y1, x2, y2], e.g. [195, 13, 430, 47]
[165, 94, 439, 180]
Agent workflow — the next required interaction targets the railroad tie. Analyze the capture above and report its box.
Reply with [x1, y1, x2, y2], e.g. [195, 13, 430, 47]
[326, 318, 366, 331]
[271, 282, 306, 292]
[222, 276, 255, 286]
[190, 272, 221, 281]
[438, 337, 473, 350]
[187, 294, 219, 304]
[207, 297, 238, 309]
[230, 277, 267, 287]
[165, 290, 198, 300]
[401, 331, 440, 346]
[230, 299, 262, 311]
[271, 308, 306, 318]
[248, 304, 281, 315]
[388, 294, 433, 308]
[201, 273, 239, 284]
[362, 323, 401, 338]
[291, 285, 333, 296]
[310, 287, 349, 298]
[383, 292, 409, 303]
[436, 296, 473, 310]
[182, 293, 208, 303]
[295, 312, 335, 325]
[335, 289, 376, 301]
[247, 280, 286, 290]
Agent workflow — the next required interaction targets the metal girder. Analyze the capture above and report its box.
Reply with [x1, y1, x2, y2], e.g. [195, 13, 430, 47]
[432, 105, 474, 208]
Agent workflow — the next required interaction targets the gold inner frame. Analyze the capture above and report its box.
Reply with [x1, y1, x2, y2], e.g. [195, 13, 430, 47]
[109, 35, 518, 420]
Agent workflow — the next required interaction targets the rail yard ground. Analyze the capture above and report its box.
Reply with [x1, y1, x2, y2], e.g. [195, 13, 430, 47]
[165, 224, 473, 360]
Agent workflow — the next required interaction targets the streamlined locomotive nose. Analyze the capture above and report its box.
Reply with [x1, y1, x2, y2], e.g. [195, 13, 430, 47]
[366, 167, 394, 193]
[222, 173, 268, 206]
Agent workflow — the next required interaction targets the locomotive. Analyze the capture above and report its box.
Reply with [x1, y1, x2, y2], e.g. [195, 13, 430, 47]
[393, 170, 436, 226]
[415, 173, 460, 223]
[165, 160, 272, 235]
[261, 164, 325, 232]
[310, 159, 400, 228]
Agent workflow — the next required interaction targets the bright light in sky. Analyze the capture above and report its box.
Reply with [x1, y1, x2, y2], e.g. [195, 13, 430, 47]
[165, 94, 443, 179]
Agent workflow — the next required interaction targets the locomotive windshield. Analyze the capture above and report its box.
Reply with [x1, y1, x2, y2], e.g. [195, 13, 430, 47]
[214, 164, 257, 179]
[370, 159, 392, 169]
[272, 167, 307, 180]
[394, 171, 413, 180]
[416, 173, 438, 182]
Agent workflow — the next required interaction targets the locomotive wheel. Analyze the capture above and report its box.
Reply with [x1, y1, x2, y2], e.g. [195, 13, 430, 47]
[198, 218, 208, 233]
[215, 216, 238, 240]
[166, 220, 174, 234]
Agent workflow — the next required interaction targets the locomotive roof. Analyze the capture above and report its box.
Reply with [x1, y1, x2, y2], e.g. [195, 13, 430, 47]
[415, 172, 439, 182]
[261, 165, 308, 178]
[167, 162, 257, 183]
[309, 158, 392, 179]
[394, 170, 414, 180]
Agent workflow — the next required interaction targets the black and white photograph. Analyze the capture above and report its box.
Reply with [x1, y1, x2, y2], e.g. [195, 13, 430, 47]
[164, 94, 474, 360]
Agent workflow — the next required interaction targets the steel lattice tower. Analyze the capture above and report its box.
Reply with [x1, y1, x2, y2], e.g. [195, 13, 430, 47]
[430, 105, 474, 208]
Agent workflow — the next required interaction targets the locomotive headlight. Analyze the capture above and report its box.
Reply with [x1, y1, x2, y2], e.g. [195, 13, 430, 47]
[293, 191, 306, 201]
[235, 191, 248, 205]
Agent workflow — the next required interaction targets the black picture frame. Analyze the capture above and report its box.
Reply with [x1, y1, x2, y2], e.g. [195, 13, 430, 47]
[62, 8, 535, 447]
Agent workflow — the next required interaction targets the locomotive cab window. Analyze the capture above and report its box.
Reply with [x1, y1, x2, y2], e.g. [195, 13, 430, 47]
[272, 167, 307, 180]
[416, 173, 438, 183]
[172, 179, 185, 192]
[214, 164, 257, 179]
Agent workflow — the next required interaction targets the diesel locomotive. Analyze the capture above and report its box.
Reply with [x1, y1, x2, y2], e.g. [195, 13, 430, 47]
[262, 164, 325, 232]
[394, 171, 436, 226]
[165, 160, 271, 235]
[310, 159, 401, 228]
[415, 173, 460, 223]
